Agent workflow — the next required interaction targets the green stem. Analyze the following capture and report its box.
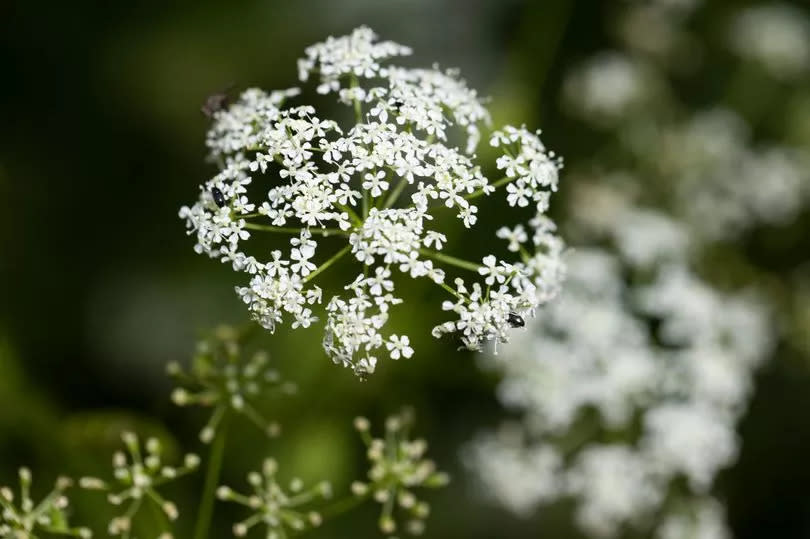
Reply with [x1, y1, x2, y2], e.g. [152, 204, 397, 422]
[303, 245, 352, 284]
[243, 223, 348, 236]
[320, 494, 369, 519]
[350, 75, 363, 124]
[382, 177, 409, 210]
[336, 203, 363, 226]
[147, 492, 172, 535]
[418, 249, 481, 272]
[194, 418, 229, 539]
[437, 280, 463, 300]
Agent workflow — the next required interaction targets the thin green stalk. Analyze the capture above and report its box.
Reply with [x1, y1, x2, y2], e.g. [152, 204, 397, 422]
[350, 75, 363, 124]
[303, 245, 351, 284]
[243, 223, 348, 236]
[418, 249, 481, 272]
[336, 203, 363, 226]
[319, 494, 369, 519]
[147, 492, 172, 535]
[194, 418, 229, 539]
[382, 177, 409, 210]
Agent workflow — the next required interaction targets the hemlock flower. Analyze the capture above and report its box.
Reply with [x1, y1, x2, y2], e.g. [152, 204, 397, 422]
[216, 459, 332, 539]
[0, 468, 91, 539]
[729, 3, 810, 80]
[656, 497, 730, 539]
[655, 109, 810, 240]
[465, 207, 772, 538]
[167, 325, 294, 443]
[179, 27, 566, 378]
[351, 410, 449, 536]
[79, 432, 199, 538]
[562, 53, 657, 126]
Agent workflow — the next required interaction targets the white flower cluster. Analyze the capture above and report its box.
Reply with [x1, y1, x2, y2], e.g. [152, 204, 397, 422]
[562, 53, 656, 125]
[180, 27, 565, 377]
[465, 208, 772, 538]
[729, 2, 810, 80]
[658, 108, 810, 240]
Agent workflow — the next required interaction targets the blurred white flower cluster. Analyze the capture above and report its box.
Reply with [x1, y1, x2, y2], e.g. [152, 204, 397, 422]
[465, 205, 773, 538]
[657, 108, 810, 240]
[729, 2, 810, 80]
[179, 27, 566, 378]
[563, 53, 658, 126]
[563, 2, 810, 243]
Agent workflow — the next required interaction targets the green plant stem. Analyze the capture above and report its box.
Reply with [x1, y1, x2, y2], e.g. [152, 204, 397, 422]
[194, 418, 229, 539]
[320, 494, 369, 519]
[243, 223, 348, 236]
[303, 245, 351, 284]
[147, 492, 172, 535]
[335, 203, 363, 226]
[436, 280, 463, 300]
[350, 74, 363, 124]
[382, 177, 409, 210]
[418, 249, 481, 272]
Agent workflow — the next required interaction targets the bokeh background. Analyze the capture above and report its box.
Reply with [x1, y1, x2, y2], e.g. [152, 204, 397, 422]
[1, 0, 809, 537]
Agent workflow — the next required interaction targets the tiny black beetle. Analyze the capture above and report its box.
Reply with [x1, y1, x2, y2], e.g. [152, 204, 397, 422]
[211, 187, 226, 208]
[507, 312, 525, 328]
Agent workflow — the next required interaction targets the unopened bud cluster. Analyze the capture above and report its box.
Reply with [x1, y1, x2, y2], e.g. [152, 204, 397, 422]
[80, 431, 199, 537]
[217, 458, 332, 538]
[0, 468, 91, 538]
[168, 324, 294, 443]
[352, 410, 449, 536]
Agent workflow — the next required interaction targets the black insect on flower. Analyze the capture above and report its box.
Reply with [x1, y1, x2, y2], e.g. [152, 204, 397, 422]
[201, 87, 233, 118]
[392, 100, 404, 110]
[507, 312, 525, 328]
[211, 187, 226, 208]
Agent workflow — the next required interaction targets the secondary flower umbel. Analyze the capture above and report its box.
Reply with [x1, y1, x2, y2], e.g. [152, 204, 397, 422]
[180, 27, 566, 377]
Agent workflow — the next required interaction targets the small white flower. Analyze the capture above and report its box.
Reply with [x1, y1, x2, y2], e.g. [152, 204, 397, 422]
[386, 334, 414, 359]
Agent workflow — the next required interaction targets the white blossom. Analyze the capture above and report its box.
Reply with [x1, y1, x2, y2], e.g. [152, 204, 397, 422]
[729, 3, 810, 80]
[179, 27, 566, 376]
[465, 206, 772, 537]
[562, 53, 655, 126]
[656, 498, 731, 539]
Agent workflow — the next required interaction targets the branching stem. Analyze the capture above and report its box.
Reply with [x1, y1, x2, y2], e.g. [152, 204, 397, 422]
[304, 245, 352, 284]
[193, 417, 229, 539]
[418, 249, 481, 272]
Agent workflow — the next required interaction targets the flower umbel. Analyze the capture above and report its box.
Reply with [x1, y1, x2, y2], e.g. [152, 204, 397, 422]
[168, 325, 294, 443]
[179, 26, 566, 377]
[351, 410, 449, 536]
[0, 468, 91, 539]
[217, 458, 332, 538]
[79, 432, 199, 538]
